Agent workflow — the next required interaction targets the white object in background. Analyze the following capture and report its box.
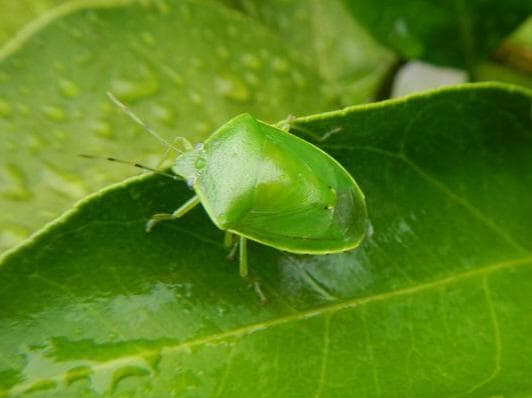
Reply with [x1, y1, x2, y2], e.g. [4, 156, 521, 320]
[392, 61, 467, 98]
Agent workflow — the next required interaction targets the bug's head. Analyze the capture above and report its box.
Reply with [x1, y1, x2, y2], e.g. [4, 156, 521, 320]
[172, 144, 205, 183]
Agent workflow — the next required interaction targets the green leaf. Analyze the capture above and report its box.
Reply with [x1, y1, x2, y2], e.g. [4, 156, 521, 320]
[0, 0, 328, 251]
[1, 83, 531, 397]
[222, 0, 396, 106]
[342, 0, 531, 71]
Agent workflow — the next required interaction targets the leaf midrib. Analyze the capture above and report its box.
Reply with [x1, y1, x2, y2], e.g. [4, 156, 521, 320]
[8, 255, 532, 395]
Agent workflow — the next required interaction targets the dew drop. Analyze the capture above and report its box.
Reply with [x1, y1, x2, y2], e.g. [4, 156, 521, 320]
[193, 121, 211, 135]
[202, 27, 215, 40]
[244, 72, 259, 86]
[179, 1, 192, 18]
[53, 129, 67, 141]
[140, 31, 155, 45]
[272, 57, 289, 73]
[215, 76, 250, 103]
[188, 91, 203, 105]
[90, 120, 113, 138]
[0, 97, 12, 118]
[69, 26, 84, 39]
[111, 365, 150, 394]
[53, 62, 65, 72]
[85, 9, 100, 24]
[64, 366, 93, 386]
[0, 71, 10, 83]
[143, 350, 162, 370]
[9, 58, 24, 69]
[152, 0, 170, 14]
[151, 104, 175, 126]
[74, 49, 94, 65]
[161, 66, 183, 86]
[42, 105, 66, 122]
[17, 102, 30, 115]
[190, 57, 204, 69]
[227, 25, 238, 37]
[98, 101, 113, 115]
[59, 79, 80, 98]
[240, 53, 261, 70]
[216, 46, 230, 60]
[27, 135, 47, 153]
[43, 164, 88, 198]
[1, 164, 33, 201]
[291, 70, 307, 87]
[22, 379, 57, 395]
[0, 225, 29, 249]
[109, 68, 160, 102]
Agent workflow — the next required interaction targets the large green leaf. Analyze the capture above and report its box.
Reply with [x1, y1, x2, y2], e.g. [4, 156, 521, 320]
[1, 83, 531, 397]
[342, 0, 530, 72]
[0, 0, 328, 251]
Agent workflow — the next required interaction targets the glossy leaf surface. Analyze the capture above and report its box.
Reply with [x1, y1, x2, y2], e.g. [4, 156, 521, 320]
[1, 83, 531, 397]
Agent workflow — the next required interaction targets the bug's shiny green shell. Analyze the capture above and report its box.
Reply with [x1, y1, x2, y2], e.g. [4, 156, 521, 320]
[173, 113, 367, 254]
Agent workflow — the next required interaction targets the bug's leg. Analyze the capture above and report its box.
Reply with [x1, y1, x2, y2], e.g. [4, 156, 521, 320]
[146, 195, 200, 232]
[239, 236, 248, 277]
[284, 120, 343, 143]
[253, 280, 268, 305]
[275, 114, 296, 131]
[225, 231, 239, 260]
[227, 240, 238, 261]
[224, 231, 234, 248]
[318, 126, 343, 142]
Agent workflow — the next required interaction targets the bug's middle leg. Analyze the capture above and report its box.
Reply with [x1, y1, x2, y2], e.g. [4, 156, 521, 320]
[146, 195, 200, 232]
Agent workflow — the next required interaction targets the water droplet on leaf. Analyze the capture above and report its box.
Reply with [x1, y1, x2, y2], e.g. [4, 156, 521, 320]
[42, 105, 66, 122]
[1, 164, 33, 201]
[141, 32, 155, 45]
[240, 53, 261, 70]
[59, 80, 80, 98]
[0, 97, 12, 118]
[272, 57, 289, 73]
[216, 46, 230, 60]
[90, 120, 113, 138]
[110, 67, 160, 102]
[215, 76, 250, 103]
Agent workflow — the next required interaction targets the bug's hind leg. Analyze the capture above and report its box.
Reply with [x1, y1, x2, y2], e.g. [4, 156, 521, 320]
[239, 236, 248, 277]
[146, 195, 200, 232]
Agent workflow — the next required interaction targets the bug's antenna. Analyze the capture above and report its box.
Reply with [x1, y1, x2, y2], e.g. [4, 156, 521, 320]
[79, 154, 183, 181]
[107, 92, 183, 153]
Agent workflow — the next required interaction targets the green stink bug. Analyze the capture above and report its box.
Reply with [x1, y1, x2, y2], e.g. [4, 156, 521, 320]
[108, 95, 367, 278]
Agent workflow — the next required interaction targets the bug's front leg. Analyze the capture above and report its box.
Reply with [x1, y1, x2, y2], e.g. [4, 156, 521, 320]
[146, 195, 200, 232]
[224, 233, 248, 278]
